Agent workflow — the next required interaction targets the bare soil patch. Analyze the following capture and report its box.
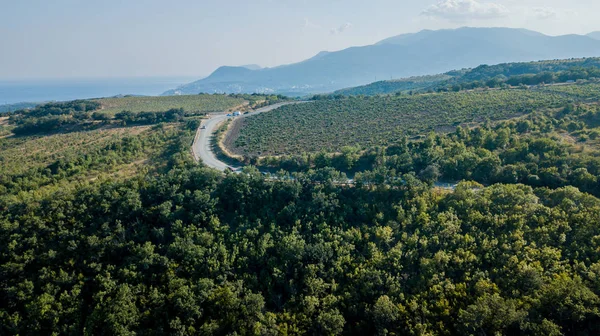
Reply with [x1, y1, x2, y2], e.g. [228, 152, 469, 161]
[223, 118, 245, 156]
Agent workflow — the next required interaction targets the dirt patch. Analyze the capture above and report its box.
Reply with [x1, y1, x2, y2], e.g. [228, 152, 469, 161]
[228, 102, 250, 113]
[216, 120, 244, 161]
[88, 159, 149, 182]
[222, 118, 245, 155]
[557, 132, 577, 144]
[113, 125, 153, 135]
[0, 117, 8, 126]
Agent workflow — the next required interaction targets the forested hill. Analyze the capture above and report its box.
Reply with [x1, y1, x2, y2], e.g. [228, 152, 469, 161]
[2, 162, 600, 335]
[333, 74, 452, 96]
[335, 57, 600, 96]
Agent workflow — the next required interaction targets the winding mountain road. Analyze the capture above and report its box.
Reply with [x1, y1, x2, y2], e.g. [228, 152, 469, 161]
[192, 102, 300, 171]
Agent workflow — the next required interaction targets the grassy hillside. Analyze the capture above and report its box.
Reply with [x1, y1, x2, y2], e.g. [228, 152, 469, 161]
[231, 88, 571, 156]
[96, 94, 246, 115]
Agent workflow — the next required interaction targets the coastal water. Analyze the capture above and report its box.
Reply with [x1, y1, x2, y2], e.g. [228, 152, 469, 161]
[0, 77, 198, 105]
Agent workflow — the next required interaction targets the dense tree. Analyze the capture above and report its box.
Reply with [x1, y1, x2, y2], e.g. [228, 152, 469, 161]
[2, 159, 600, 335]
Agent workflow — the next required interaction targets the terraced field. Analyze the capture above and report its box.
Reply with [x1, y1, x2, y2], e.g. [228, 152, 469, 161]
[231, 89, 572, 156]
[96, 94, 246, 115]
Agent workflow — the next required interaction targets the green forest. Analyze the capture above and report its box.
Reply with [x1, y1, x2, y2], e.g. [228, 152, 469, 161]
[2, 160, 600, 335]
[333, 57, 600, 96]
[3, 64, 600, 335]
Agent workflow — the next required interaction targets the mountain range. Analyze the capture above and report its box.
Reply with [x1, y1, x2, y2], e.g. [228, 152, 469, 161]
[164, 27, 600, 96]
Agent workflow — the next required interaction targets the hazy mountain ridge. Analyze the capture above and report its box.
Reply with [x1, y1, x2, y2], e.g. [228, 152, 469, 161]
[165, 27, 600, 96]
[587, 32, 600, 40]
[240, 64, 262, 70]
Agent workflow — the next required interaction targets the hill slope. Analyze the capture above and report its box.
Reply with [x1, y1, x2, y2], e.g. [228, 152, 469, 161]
[335, 57, 600, 96]
[165, 27, 600, 96]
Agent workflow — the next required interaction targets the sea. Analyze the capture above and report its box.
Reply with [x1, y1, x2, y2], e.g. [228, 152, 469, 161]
[0, 77, 199, 105]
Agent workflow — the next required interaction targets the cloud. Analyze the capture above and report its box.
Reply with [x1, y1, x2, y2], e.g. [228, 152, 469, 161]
[531, 7, 557, 20]
[303, 18, 321, 29]
[330, 22, 353, 35]
[422, 0, 509, 21]
[527, 7, 577, 20]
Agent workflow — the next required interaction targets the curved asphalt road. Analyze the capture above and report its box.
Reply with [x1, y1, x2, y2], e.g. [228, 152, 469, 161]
[193, 102, 300, 172]
[192, 102, 457, 190]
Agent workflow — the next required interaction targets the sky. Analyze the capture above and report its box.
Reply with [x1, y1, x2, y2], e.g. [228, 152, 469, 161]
[1, 0, 599, 80]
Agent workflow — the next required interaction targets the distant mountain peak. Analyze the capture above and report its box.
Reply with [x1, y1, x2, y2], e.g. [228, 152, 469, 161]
[377, 26, 546, 46]
[211, 66, 252, 75]
[240, 64, 262, 70]
[165, 27, 600, 96]
[306, 51, 331, 61]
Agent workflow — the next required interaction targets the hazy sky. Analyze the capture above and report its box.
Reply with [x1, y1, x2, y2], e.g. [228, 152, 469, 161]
[1, 0, 599, 79]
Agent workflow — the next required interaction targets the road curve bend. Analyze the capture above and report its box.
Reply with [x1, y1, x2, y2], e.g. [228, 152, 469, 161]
[192, 102, 300, 171]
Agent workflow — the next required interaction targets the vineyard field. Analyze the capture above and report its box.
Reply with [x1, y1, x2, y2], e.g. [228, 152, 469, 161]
[96, 94, 246, 115]
[542, 83, 600, 100]
[231, 89, 572, 156]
